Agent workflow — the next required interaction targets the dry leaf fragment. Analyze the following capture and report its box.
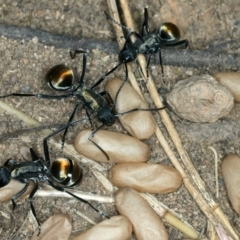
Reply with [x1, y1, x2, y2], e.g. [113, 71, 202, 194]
[105, 77, 156, 140]
[115, 187, 168, 240]
[74, 129, 150, 163]
[73, 216, 132, 240]
[222, 154, 240, 215]
[214, 72, 240, 102]
[167, 75, 234, 122]
[31, 214, 72, 240]
[110, 162, 182, 194]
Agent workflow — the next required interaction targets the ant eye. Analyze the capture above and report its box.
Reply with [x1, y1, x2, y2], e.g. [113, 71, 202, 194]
[159, 23, 180, 42]
[51, 158, 82, 187]
[46, 65, 74, 91]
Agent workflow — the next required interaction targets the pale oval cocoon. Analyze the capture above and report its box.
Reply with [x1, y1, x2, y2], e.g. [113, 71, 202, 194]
[74, 129, 150, 163]
[0, 179, 34, 202]
[115, 187, 168, 240]
[31, 214, 72, 240]
[110, 163, 182, 194]
[222, 154, 240, 215]
[73, 216, 132, 240]
[214, 72, 240, 102]
[105, 77, 156, 140]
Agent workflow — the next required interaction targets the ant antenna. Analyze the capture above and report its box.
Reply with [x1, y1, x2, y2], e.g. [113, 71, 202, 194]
[104, 11, 132, 33]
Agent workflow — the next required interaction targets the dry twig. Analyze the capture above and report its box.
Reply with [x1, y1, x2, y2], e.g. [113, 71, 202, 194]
[35, 189, 114, 203]
[208, 146, 220, 199]
[75, 210, 97, 225]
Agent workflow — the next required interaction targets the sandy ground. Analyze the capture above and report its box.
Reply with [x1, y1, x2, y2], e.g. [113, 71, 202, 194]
[1, 0, 240, 239]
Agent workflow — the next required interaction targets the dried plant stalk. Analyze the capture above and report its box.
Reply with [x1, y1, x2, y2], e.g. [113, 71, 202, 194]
[208, 146, 220, 199]
[35, 189, 114, 203]
[106, 0, 238, 239]
[75, 210, 97, 225]
[208, 221, 221, 240]
[140, 193, 208, 240]
[91, 169, 116, 192]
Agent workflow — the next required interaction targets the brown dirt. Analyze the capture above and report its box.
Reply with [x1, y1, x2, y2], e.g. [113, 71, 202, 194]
[0, 0, 240, 239]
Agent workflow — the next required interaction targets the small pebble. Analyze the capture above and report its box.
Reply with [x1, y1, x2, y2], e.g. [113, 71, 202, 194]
[32, 37, 39, 44]
[167, 74, 234, 122]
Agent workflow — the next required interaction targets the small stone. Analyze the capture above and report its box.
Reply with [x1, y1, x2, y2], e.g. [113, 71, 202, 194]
[166, 74, 234, 122]
[186, 70, 193, 76]
[32, 37, 38, 44]
[33, 53, 39, 59]
[22, 58, 29, 65]
[55, 10, 60, 20]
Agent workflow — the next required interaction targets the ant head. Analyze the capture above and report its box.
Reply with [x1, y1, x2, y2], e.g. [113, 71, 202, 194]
[51, 158, 82, 187]
[46, 65, 74, 91]
[0, 167, 11, 188]
[119, 44, 138, 63]
[97, 106, 116, 126]
[159, 23, 181, 42]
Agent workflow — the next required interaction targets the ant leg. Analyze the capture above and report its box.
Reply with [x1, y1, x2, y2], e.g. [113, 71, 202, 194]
[0, 92, 74, 99]
[114, 63, 128, 109]
[146, 53, 153, 79]
[70, 50, 87, 88]
[61, 102, 82, 151]
[88, 125, 110, 161]
[11, 181, 30, 210]
[30, 148, 39, 161]
[158, 49, 165, 84]
[29, 179, 41, 235]
[43, 103, 80, 166]
[91, 62, 122, 90]
[142, 8, 152, 35]
[116, 106, 166, 116]
[47, 179, 109, 219]
[43, 117, 86, 167]
[181, 39, 189, 49]
[85, 108, 94, 129]
[69, 50, 87, 59]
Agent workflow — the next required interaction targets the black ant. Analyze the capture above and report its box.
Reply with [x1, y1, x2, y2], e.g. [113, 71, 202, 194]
[0, 50, 117, 155]
[0, 50, 165, 160]
[103, 8, 189, 83]
[0, 121, 108, 235]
